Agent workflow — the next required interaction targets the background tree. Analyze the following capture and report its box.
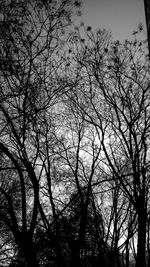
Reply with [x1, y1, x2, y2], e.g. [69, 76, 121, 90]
[66, 27, 150, 267]
[0, 0, 82, 266]
[36, 93, 106, 266]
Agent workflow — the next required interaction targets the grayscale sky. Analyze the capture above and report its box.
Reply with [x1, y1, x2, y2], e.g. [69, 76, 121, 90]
[79, 0, 146, 41]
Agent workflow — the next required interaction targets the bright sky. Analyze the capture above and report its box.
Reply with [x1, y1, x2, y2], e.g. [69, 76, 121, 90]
[80, 0, 146, 41]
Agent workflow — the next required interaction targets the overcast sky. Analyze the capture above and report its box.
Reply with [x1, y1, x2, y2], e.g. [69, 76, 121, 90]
[79, 0, 146, 41]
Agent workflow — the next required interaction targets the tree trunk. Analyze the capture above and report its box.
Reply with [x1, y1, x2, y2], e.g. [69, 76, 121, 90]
[25, 249, 39, 267]
[16, 232, 39, 267]
[125, 242, 129, 267]
[136, 206, 147, 267]
[22, 244, 39, 267]
[70, 240, 81, 267]
[56, 244, 66, 267]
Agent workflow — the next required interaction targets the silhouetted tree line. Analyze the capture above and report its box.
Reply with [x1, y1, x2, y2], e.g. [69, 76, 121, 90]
[0, 1, 149, 267]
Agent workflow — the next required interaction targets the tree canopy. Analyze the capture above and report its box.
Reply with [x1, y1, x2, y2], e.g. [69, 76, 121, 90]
[0, 1, 149, 267]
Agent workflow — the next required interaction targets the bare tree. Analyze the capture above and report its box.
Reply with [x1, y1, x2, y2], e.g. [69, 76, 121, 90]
[0, 0, 82, 266]
[66, 27, 150, 267]
[36, 92, 105, 266]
